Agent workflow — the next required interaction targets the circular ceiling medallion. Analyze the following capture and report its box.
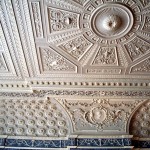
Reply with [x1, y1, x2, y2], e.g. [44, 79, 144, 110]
[81, 1, 142, 45]
[91, 4, 134, 39]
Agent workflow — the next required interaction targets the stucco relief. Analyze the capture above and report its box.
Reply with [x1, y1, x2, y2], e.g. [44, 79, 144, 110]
[0, 54, 6, 71]
[59, 36, 92, 60]
[31, 2, 43, 38]
[130, 100, 150, 138]
[0, 98, 72, 137]
[0, 0, 150, 148]
[130, 58, 150, 73]
[29, 0, 150, 75]
[1, 0, 150, 79]
[40, 47, 77, 72]
[125, 37, 150, 61]
[92, 47, 118, 65]
[58, 99, 144, 133]
[48, 7, 79, 33]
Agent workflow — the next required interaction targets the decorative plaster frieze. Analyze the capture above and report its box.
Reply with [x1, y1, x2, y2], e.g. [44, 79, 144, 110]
[0, 90, 150, 98]
[58, 99, 145, 133]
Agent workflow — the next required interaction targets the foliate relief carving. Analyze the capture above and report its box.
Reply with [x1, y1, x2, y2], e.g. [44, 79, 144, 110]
[0, 99, 70, 137]
[0, 54, 6, 71]
[48, 8, 79, 33]
[60, 99, 143, 132]
[31, 2, 43, 38]
[40, 48, 77, 72]
[92, 47, 118, 65]
[125, 37, 150, 61]
[59, 36, 92, 60]
[0, 90, 150, 98]
[143, 16, 150, 32]
[130, 58, 150, 73]
[130, 100, 150, 137]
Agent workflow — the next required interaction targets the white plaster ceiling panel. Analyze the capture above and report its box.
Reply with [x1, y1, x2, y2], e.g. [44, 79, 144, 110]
[0, 0, 150, 80]
[27, 0, 150, 77]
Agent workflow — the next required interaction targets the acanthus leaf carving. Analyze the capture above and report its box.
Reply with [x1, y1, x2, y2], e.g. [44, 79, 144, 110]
[48, 7, 79, 33]
[130, 57, 150, 73]
[92, 47, 118, 66]
[40, 48, 77, 72]
[59, 99, 144, 133]
[125, 37, 150, 61]
[59, 36, 92, 60]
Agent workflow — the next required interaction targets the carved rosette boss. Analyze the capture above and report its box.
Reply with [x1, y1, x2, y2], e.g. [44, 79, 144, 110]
[81, 1, 137, 44]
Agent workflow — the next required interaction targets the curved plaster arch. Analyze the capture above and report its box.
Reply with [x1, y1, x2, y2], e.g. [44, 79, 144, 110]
[128, 99, 150, 137]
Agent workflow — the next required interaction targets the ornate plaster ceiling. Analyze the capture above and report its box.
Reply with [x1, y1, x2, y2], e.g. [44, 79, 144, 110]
[0, 0, 150, 147]
[0, 0, 150, 83]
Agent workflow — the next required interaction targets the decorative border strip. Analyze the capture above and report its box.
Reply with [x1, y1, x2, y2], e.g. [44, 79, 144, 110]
[0, 90, 150, 98]
[0, 137, 133, 148]
[133, 140, 150, 148]
[30, 80, 150, 88]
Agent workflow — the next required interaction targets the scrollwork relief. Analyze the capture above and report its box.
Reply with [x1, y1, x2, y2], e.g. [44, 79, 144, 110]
[59, 99, 143, 132]
[131, 58, 150, 73]
[48, 8, 78, 32]
[92, 47, 118, 65]
[40, 48, 76, 72]
[59, 36, 92, 60]
[125, 37, 150, 61]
